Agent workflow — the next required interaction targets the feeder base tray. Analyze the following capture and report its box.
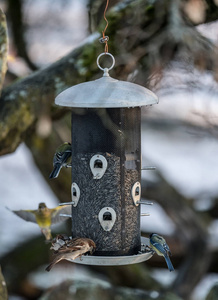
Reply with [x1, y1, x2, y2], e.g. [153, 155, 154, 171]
[69, 237, 153, 266]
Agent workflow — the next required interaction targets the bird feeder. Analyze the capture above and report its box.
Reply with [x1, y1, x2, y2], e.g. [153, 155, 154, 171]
[55, 52, 158, 266]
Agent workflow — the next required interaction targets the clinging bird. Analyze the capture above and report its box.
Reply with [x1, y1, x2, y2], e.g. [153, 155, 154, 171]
[49, 142, 72, 179]
[8, 203, 72, 241]
[149, 233, 174, 272]
[46, 237, 96, 271]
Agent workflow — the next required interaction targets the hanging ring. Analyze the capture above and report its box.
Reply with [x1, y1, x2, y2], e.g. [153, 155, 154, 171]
[97, 52, 115, 71]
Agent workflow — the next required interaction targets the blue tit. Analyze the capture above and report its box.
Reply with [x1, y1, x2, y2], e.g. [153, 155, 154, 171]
[49, 142, 72, 179]
[150, 233, 174, 272]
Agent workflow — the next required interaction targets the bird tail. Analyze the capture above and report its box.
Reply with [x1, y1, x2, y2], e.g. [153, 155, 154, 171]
[164, 255, 174, 272]
[45, 255, 63, 272]
[45, 251, 85, 271]
[41, 228, 52, 241]
[49, 164, 61, 179]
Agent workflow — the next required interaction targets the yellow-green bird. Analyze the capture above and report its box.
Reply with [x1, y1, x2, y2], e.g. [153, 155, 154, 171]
[8, 202, 72, 241]
[49, 142, 72, 179]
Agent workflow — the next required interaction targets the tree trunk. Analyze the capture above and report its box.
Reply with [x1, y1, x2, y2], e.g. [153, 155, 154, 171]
[0, 267, 7, 300]
[0, 9, 8, 95]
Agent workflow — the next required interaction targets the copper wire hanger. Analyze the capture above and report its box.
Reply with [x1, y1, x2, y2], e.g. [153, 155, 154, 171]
[99, 0, 109, 53]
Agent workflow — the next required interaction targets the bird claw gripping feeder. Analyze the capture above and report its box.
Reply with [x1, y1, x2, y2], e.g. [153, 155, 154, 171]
[55, 1, 158, 266]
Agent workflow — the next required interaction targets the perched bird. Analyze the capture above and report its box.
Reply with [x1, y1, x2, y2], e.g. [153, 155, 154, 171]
[46, 237, 96, 271]
[149, 233, 174, 272]
[49, 142, 72, 179]
[8, 203, 72, 241]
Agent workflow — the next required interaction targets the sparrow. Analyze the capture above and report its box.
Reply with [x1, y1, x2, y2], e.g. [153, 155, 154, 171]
[49, 142, 72, 179]
[149, 233, 174, 272]
[8, 203, 72, 241]
[46, 237, 96, 271]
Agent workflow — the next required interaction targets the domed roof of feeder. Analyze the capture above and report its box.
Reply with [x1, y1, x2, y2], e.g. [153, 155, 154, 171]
[55, 70, 158, 108]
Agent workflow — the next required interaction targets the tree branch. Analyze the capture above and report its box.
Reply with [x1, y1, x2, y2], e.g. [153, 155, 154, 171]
[7, 0, 38, 70]
[0, 9, 8, 95]
[0, 0, 217, 156]
[0, 266, 7, 300]
[141, 172, 211, 299]
[0, 34, 101, 155]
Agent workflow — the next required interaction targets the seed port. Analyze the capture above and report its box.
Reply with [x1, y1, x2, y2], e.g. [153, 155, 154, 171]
[72, 187, 77, 197]
[135, 186, 140, 196]
[98, 207, 116, 231]
[90, 155, 108, 179]
[71, 183, 80, 207]
[103, 212, 112, 221]
[131, 182, 141, 206]
[94, 159, 103, 168]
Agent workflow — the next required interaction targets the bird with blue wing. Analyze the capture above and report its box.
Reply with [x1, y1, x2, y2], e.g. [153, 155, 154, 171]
[8, 202, 72, 241]
[49, 142, 72, 179]
[149, 233, 174, 272]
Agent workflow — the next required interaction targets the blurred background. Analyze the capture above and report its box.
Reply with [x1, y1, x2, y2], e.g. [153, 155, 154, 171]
[0, 0, 218, 299]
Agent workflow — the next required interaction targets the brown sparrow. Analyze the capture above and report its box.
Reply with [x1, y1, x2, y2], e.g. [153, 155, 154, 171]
[46, 237, 96, 271]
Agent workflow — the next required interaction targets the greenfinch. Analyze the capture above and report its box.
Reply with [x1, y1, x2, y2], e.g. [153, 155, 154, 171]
[9, 202, 72, 241]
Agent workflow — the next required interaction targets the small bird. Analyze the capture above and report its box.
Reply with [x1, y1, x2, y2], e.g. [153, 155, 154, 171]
[149, 233, 174, 272]
[46, 237, 96, 271]
[49, 142, 72, 179]
[8, 203, 72, 241]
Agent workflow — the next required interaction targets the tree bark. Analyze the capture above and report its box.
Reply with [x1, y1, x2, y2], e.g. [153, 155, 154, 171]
[7, 0, 38, 70]
[0, 267, 7, 300]
[0, 9, 8, 95]
[206, 284, 218, 300]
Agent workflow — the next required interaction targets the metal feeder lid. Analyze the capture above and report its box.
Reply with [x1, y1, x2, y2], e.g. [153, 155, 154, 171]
[55, 53, 158, 108]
